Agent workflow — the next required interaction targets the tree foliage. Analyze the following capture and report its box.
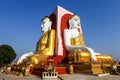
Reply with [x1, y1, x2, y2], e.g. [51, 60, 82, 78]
[0, 44, 16, 67]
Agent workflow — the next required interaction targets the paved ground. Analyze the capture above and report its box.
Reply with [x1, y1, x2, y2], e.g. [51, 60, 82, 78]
[60, 74, 120, 80]
[0, 73, 120, 80]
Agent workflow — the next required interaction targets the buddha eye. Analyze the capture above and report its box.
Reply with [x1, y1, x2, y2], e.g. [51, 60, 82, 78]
[42, 21, 46, 24]
[74, 19, 79, 21]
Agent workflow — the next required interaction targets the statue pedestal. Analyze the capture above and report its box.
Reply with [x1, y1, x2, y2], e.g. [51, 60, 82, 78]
[91, 63, 104, 74]
[55, 67, 67, 74]
[30, 67, 44, 76]
[73, 62, 104, 74]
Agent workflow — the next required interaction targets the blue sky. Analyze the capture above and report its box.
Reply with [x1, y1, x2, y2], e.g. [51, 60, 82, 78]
[0, 0, 120, 60]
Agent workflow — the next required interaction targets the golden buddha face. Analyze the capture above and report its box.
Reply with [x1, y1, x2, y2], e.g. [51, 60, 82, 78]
[41, 17, 52, 33]
[69, 15, 81, 29]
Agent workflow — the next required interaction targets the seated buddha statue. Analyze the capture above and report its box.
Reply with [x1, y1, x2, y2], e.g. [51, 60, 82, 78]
[29, 16, 55, 65]
[63, 15, 114, 63]
[63, 14, 92, 63]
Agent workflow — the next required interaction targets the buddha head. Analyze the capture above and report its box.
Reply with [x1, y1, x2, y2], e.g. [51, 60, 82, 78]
[41, 16, 52, 33]
[69, 15, 81, 30]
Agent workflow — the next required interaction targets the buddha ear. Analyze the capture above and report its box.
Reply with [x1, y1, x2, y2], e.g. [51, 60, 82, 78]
[49, 21, 52, 30]
[69, 19, 72, 29]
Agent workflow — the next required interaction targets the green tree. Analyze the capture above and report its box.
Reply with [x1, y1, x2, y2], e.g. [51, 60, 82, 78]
[0, 44, 16, 67]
